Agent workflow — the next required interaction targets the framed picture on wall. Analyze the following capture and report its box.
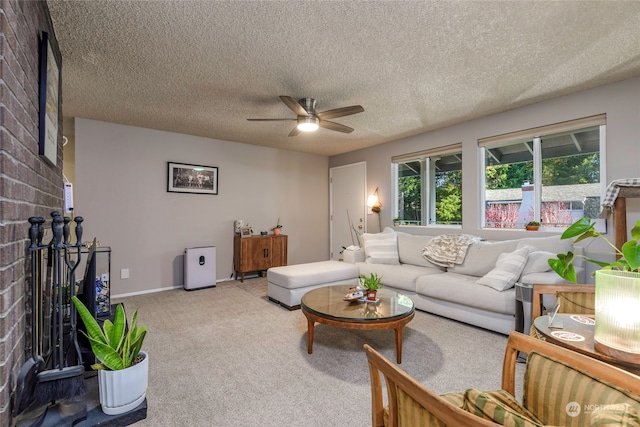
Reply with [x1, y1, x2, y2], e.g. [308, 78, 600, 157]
[167, 162, 218, 195]
[38, 31, 59, 166]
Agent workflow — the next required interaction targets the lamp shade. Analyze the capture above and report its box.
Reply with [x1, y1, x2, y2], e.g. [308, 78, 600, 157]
[368, 188, 382, 213]
[297, 116, 319, 132]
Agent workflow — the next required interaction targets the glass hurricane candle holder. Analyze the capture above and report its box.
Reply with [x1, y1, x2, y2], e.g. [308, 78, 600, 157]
[594, 270, 640, 364]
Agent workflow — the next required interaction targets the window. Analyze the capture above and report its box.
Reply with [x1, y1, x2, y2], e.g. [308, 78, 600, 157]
[479, 115, 605, 229]
[392, 144, 462, 226]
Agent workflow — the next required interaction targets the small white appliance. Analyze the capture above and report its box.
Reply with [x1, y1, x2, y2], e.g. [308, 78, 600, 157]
[184, 246, 216, 290]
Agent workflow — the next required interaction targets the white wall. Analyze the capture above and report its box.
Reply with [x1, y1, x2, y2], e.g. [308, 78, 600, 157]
[330, 77, 640, 281]
[74, 119, 329, 295]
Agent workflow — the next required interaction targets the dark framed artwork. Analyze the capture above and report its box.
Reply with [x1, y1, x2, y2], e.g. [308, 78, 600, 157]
[38, 31, 59, 166]
[167, 162, 218, 195]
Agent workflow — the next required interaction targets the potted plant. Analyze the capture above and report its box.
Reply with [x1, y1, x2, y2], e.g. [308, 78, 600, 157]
[393, 218, 401, 227]
[548, 217, 640, 363]
[71, 296, 148, 415]
[525, 221, 540, 231]
[360, 273, 383, 301]
[273, 217, 283, 236]
[549, 217, 640, 283]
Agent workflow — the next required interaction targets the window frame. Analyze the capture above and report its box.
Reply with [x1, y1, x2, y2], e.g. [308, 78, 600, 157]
[392, 143, 463, 228]
[478, 115, 607, 230]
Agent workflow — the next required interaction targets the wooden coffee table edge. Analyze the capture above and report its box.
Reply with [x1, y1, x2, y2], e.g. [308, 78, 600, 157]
[301, 306, 415, 363]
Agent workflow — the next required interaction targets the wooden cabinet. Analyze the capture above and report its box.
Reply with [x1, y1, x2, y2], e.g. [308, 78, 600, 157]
[234, 234, 287, 282]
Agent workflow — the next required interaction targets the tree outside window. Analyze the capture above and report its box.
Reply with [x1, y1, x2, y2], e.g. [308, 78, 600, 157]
[482, 123, 603, 229]
[395, 149, 462, 226]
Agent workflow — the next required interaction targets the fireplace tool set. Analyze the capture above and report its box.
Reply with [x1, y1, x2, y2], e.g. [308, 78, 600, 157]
[12, 213, 89, 426]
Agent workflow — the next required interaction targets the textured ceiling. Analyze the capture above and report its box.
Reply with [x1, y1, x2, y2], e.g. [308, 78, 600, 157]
[47, 1, 640, 156]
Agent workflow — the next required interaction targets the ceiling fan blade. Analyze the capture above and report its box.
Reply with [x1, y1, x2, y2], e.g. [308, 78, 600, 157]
[247, 118, 296, 121]
[319, 120, 354, 134]
[317, 105, 364, 120]
[279, 96, 309, 117]
[288, 126, 301, 137]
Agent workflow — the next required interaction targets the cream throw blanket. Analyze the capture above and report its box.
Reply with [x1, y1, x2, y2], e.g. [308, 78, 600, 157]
[421, 234, 483, 267]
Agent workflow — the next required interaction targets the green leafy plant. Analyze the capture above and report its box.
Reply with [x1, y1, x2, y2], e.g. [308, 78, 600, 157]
[273, 217, 283, 229]
[526, 221, 540, 227]
[549, 217, 640, 283]
[359, 273, 383, 291]
[71, 296, 147, 371]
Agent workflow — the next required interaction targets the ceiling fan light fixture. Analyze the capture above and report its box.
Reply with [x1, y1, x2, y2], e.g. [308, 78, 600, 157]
[297, 116, 319, 132]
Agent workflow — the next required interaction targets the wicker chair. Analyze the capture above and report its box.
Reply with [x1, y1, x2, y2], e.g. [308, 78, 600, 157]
[365, 331, 640, 427]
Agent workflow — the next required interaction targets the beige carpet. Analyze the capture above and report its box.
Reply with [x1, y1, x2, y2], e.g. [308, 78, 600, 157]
[113, 278, 523, 426]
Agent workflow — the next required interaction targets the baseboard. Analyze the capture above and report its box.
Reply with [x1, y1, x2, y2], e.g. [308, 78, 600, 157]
[112, 278, 235, 299]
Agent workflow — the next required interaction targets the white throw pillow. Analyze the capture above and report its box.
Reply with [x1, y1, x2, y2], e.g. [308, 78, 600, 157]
[521, 250, 555, 277]
[362, 228, 400, 265]
[476, 246, 530, 291]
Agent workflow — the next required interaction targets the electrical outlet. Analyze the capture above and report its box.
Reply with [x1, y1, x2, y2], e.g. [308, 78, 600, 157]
[120, 268, 129, 279]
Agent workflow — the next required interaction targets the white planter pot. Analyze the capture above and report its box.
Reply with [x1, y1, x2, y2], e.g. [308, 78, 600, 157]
[97, 351, 149, 415]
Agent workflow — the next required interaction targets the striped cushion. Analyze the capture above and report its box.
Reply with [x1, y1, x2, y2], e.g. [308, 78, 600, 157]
[391, 390, 463, 427]
[476, 247, 530, 291]
[462, 388, 546, 426]
[590, 403, 640, 426]
[557, 291, 595, 315]
[524, 351, 640, 426]
[363, 228, 400, 265]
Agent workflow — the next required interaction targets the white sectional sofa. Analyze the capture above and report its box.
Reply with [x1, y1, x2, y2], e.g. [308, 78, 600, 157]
[344, 228, 585, 335]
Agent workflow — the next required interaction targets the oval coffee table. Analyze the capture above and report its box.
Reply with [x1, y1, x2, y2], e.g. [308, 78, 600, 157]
[301, 284, 415, 363]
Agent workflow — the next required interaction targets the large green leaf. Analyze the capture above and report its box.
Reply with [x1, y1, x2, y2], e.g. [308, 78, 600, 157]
[548, 252, 577, 283]
[82, 333, 126, 370]
[102, 320, 113, 345]
[560, 217, 595, 239]
[108, 304, 126, 352]
[622, 240, 640, 271]
[72, 296, 107, 345]
[631, 220, 640, 241]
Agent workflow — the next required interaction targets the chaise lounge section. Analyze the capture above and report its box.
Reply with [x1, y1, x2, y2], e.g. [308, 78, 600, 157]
[267, 260, 359, 309]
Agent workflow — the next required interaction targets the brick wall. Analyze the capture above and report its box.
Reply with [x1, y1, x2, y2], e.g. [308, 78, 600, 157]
[0, 1, 63, 424]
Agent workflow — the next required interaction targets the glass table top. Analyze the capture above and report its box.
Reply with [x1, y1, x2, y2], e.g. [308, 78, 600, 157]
[301, 284, 414, 321]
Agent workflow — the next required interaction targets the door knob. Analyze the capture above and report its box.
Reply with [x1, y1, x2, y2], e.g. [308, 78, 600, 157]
[358, 225, 363, 229]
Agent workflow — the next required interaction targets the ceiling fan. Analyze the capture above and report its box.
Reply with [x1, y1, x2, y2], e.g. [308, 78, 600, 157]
[247, 96, 364, 137]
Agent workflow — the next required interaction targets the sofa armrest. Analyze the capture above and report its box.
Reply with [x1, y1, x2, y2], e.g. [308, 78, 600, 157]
[343, 248, 365, 264]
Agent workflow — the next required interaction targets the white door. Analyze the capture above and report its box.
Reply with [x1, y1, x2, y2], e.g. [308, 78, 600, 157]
[330, 162, 367, 260]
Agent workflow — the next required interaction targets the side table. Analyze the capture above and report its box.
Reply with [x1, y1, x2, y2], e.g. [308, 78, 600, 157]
[533, 314, 640, 375]
[514, 282, 533, 333]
